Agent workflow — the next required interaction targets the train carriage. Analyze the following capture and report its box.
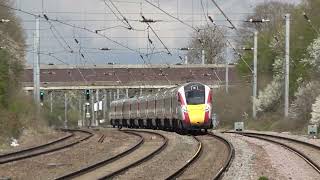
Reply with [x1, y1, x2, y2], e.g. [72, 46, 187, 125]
[110, 82, 213, 131]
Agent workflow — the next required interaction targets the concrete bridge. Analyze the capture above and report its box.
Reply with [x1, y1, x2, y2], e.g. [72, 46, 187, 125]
[23, 64, 238, 91]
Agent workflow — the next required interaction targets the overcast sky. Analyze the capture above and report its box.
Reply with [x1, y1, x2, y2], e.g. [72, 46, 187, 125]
[13, 0, 300, 65]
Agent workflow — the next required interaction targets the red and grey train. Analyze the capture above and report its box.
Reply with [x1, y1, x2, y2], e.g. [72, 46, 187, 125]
[110, 82, 213, 131]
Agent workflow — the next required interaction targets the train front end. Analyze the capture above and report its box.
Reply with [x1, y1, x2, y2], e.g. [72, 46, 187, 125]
[178, 83, 213, 131]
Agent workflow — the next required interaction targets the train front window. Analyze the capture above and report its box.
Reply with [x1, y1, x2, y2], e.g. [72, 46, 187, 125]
[185, 90, 205, 105]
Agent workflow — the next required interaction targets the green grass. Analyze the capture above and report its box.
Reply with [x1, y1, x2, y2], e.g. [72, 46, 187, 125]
[258, 176, 269, 180]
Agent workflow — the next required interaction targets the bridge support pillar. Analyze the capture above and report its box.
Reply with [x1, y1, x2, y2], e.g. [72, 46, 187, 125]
[50, 90, 53, 113]
[64, 92, 68, 128]
[103, 89, 107, 124]
[95, 89, 99, 126]
[108, 90, 112, 125]
[116, 89, 120, 99]
[78, 92, 82, 126]
[113, 91, 116, 100]
[91, 90, 95, 127]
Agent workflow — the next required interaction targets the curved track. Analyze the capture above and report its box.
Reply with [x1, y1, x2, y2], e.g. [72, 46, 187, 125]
[166, 132, 234, 180]
[165, 135, 202, 180]
[56, 129, 168, 180]
[209, 132, 235, 179]
[0, 129, 93, 164]
[229, 131, 320, 175]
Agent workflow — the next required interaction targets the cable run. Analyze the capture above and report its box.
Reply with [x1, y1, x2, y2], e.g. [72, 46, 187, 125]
[103, 0, 132, 30]
[210, 0, 237, 30]
[141, 15, 172, 56]
[0, 3, 143, 57]
[108, 0, 133, 30]
[43, 15, 92, 83]
[207, 21, 253, 72]
[144, 0, 199, 32]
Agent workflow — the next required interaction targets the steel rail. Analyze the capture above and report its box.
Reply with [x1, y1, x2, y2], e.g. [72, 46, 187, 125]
[165, 136, 202, 180]
[99, 130, 168, 179]
[166, 132, 234, 180]
[229, 131, 320, 174]
[0, 132, 73, 158]
[225, 131, 320, 150]
[207, 132, 235, 180]
[0, 129, 93, 164]
[55, 130, 145, 179]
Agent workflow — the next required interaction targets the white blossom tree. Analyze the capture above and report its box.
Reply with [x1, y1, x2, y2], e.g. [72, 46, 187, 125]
[296, 35, 320, 124]
[255, 30, 285, 112]
[310, 95, 320, 125]
[301, 36, 320, 72]
[286, 35, 320, 124]
[289, 82, 320, 121]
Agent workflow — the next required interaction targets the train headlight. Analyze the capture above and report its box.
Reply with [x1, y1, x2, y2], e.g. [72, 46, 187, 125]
[182, 106, 188, 113]
[205, 104, 211, 112]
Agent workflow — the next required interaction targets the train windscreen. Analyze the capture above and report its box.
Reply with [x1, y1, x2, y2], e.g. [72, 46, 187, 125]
[185, 90, 205, 105]
[184, 83, 206, 105]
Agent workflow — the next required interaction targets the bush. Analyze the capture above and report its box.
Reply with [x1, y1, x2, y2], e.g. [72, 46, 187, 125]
[0, 0, 50, 145]
[310, 95, 320, 125]
[0, 49, 10, 108]
[213, 83, 252, 128]
[259, 177, 269, 180]
[289, 82, 320, 124]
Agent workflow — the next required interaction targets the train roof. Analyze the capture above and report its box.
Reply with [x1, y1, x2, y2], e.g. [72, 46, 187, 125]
[110, 82, 209, 103]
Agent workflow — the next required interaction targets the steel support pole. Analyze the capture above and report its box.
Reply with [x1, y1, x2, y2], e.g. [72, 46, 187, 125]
[82, 104, 86, 127]
[64, 92, 68, 128]
[116, 89, 120, 99]
[96, 89, 99, 125]
[109, 91, 112, 103]
[253, 31, 258, 119]
[79, 93, 82, 126]
[103, 89, 107, 122]
[201, 49, 205, 65]
[50, 91, 53, 113]
[284, 14, 290, 117]
[126, 89, 129, 98]
[33, 16, 40, 112]
[108, 91, 112, 123]
[91, 90, 95, 126]
[226, 49, 229, 94]
[140, 88, 143, 96]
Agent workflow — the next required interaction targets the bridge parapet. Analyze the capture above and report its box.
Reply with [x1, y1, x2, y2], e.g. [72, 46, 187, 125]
[23, 64, 237, 90]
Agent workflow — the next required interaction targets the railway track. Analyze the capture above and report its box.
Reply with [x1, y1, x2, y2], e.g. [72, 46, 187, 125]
[229, 131, 320, 175]
[0, 129, 93, 164]
[56, 129, 168, 180]
[166, 132, 234, 180]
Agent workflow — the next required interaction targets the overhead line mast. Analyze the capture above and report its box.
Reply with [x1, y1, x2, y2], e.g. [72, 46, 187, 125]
[284, 14, 290, 117]
[34, 15, 41, 111]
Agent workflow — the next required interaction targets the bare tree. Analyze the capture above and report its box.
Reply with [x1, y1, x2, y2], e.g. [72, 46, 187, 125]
[187, 25, 226, 64]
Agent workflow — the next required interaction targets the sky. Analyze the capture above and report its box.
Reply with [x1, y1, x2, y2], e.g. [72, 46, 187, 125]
[12, 0, 300, 66]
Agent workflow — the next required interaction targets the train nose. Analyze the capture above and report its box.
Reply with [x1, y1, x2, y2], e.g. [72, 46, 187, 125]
[187, 105, 206, 126]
